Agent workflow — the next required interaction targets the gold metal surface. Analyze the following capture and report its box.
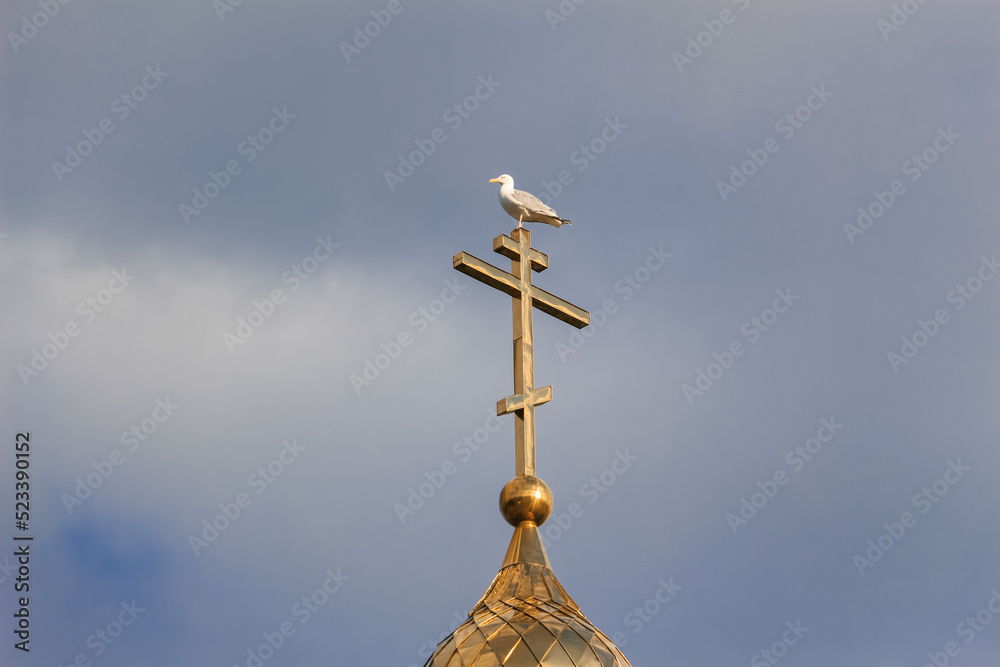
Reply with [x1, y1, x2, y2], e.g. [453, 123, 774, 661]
[453, 228, 589, 478]
[499, 521, 550, 569]
[423, 524, 632, 667]
[499, 476, 553, 527]
[452, 252, 590, 327]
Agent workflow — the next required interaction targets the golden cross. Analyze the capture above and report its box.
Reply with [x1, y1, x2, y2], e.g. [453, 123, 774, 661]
[454, 228, 590, 477]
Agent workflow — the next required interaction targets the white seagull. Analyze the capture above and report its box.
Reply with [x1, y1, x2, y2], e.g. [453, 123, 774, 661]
[489, 174, 571, 229]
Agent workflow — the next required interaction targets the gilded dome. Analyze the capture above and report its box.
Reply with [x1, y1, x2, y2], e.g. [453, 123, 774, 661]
[424, 521, 632, 667]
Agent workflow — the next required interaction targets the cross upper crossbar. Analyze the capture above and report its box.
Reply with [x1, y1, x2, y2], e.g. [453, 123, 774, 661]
[452, 255, 589, 329]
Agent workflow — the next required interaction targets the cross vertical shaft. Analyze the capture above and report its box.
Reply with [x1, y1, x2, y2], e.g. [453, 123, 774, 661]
[453, 227, 589, 480]
[511, 228, 537, 477]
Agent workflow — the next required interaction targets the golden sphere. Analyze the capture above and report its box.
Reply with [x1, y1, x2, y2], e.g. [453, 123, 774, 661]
[499, 476, 553, 526]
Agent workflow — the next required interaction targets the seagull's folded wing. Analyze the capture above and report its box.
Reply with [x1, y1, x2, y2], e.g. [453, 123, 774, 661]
[510, 189, 558, 217]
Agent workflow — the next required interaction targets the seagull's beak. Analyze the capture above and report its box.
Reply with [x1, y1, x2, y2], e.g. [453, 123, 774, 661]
[489, 178, 500, 183]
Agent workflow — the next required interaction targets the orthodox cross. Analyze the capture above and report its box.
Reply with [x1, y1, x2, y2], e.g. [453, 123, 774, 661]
[454, 228, 590, 478]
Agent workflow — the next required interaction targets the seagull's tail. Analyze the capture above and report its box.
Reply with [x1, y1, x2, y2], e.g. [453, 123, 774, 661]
[544, 216, 572, 227]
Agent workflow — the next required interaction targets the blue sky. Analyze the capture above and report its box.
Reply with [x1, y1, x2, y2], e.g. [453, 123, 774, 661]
[1, 1, 999, 665]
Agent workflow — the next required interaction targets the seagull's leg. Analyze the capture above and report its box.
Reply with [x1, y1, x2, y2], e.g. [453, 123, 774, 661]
[517, 214, 523, 229]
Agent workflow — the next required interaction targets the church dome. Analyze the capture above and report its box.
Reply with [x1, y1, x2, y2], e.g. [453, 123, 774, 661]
[424, 520, 631, 667]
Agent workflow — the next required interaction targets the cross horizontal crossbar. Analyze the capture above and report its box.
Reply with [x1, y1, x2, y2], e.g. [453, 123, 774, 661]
[498, 386, 552, 416]
[453, 251, 590, 329]
[493, 235, 548, 271]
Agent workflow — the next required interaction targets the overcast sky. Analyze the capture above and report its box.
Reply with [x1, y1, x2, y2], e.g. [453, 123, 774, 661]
[1, 1, 999, 666]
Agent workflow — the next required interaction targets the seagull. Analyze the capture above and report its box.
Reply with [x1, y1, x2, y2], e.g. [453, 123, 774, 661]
[489, 174, 571, 229]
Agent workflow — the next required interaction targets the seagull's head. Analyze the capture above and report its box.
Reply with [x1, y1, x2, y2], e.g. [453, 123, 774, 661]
[489, 174, 513, 187]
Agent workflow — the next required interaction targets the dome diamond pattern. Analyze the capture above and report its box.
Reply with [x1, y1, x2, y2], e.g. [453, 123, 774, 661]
[424, 563, 631, 667]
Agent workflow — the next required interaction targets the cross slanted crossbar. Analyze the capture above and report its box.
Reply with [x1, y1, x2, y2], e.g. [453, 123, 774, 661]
[454, 228, 589, 478]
